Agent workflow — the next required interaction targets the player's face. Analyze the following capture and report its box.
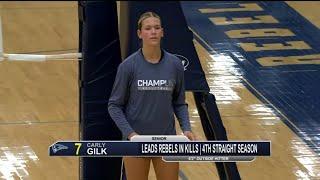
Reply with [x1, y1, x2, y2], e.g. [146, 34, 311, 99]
[138, 17, 163, 47]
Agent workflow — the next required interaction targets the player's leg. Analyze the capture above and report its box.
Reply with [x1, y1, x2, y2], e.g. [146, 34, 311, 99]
[123, 157, 151, 180]
[152, 157, 179, 180]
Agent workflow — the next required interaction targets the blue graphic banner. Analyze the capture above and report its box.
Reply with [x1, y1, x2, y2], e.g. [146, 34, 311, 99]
[49, 141, 270, 157]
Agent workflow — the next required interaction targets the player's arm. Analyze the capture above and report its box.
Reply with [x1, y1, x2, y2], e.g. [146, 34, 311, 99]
[108, 63, 135, 139]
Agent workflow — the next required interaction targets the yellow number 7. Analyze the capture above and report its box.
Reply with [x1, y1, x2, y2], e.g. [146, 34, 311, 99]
[75, 143, 82, 155]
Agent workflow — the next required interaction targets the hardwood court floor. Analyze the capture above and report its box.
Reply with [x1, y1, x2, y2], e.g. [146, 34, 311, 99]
[0, 2, 79, 180]
[0, 1, 319, 180]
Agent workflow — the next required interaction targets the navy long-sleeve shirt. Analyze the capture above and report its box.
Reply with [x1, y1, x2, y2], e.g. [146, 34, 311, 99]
[108, 49, 191, 139]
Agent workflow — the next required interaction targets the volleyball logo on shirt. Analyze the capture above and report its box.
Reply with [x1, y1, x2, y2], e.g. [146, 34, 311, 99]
[137, 80, 175, 91]
[174, 54, 189, 71]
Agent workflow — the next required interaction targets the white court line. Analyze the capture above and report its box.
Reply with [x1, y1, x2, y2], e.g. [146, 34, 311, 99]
[2, 53, 82, 61]
[0, 15, 80, 62]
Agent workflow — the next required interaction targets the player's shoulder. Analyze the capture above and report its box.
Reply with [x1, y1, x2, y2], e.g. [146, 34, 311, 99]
[119, 50, 141, 69]
[164, 50, 184, 71]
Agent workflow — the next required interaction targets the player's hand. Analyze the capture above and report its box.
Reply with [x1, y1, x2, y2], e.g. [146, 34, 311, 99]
[128, 132, 139, 140]
[183, 131, 197, 141]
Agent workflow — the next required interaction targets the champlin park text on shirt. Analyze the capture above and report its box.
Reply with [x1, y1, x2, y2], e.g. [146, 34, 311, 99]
[137, 79, 175, 91]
